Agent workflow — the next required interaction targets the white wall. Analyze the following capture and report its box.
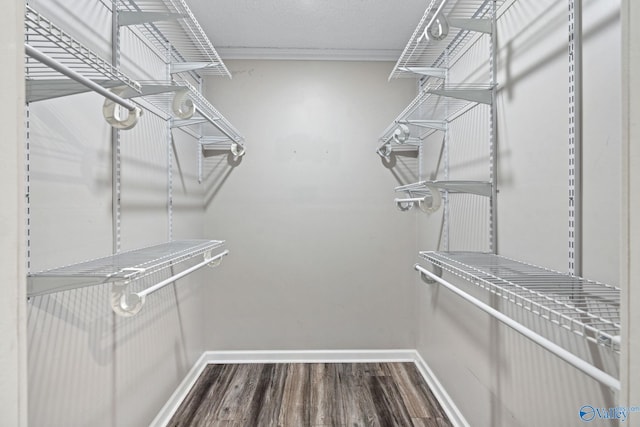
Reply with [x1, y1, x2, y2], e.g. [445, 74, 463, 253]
[621, 0, 640, 422]
[416, 0, 622, 425]
[25, 1, 209, 425]
[202, 60, 419, 351]
[0, 0, 27, 425]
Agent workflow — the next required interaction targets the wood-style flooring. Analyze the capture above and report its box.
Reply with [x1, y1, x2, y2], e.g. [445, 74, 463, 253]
[167, 362, 452, 427]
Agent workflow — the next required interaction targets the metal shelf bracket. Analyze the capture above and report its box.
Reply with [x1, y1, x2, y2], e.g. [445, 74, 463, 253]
[448, 18, 492, 34]
[427, 88, 492, 105]
[399, 119, 447, 131]
[398, 67, 447, 79]
[118, 11, 184, 26]
[170, 62, 219, 74]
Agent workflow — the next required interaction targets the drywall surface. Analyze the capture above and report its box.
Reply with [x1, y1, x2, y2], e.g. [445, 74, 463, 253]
[25, 1, 208, 426]
[621, 0, 640, 422]
[0, 0, 27, 425]
[416, 0, 622, 425]
[202, 60, 419, 351]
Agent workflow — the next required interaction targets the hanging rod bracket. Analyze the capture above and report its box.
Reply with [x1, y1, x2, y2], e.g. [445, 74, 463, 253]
[111, 280, 145, 317]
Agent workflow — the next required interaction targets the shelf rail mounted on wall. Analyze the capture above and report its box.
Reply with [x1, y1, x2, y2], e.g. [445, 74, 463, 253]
[24, 5, 143, 129]
[27, 240, 228, 317]
[416, 252, 621, 390]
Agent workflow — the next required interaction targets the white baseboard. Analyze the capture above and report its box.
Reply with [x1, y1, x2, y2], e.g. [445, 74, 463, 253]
[150, 349, 468, 427]
[412, 352, 470, 427]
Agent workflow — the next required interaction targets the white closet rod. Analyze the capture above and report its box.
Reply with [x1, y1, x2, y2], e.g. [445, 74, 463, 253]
[414, 264, 621, 391]
[395, 196, 429, 203]
[137, 249, 229, 298]
[25, 43, 137, 112]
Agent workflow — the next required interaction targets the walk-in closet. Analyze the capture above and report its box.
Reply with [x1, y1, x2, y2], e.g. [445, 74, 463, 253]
[2, 0, 640, 426]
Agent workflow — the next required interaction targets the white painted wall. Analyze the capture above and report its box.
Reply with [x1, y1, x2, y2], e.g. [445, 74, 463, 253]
[202, 60, 419, 351]
[0, 0, 27, 425]
[416, 0, 623, 426]
[621, 0, 640, 423]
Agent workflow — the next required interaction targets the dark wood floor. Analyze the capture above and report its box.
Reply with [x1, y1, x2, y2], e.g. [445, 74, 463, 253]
[168, 362, 452, 427]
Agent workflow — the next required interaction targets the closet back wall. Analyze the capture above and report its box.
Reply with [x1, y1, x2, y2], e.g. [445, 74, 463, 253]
[203, 60, 418, 351]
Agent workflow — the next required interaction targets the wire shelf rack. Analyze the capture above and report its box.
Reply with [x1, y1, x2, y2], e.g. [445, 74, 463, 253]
[378, 82, 492, 155]
[27, 239, 225, 297]
[138, 79, 244, 147]
[25, 5, 141, 102]
[179, 80, 244, 145]
[418, 251, 621, 351]
[117, 0, 230, 77]
[389, 0, 502, 79]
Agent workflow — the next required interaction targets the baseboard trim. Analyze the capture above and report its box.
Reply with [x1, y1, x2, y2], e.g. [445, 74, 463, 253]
[150, 349, 468, 427]
[149, 352, 211, 427]
[412, 352, 470, 427]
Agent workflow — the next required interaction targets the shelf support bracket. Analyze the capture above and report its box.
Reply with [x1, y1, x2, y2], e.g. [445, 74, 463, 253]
[398, 67, 447, 79]
[172, 117, 209, 128]
[428, 88, 492, 105]
[118, 11, 185, 27]
[430, 180, 492, 197]
[399, 119, 447, 131]
[448, 18, 493, 34]
[171, 62, 219, 74]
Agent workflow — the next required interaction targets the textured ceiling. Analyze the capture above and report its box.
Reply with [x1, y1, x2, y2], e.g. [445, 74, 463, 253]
[187, 0, 428, 60]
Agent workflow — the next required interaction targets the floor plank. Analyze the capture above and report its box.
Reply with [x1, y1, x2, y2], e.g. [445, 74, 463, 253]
[278, 363, 311, 426]
[340, 364, 382, 427]
[309, 363, 346, 426]
[386, 363, 452, 426]
[168, 362, 452, 427]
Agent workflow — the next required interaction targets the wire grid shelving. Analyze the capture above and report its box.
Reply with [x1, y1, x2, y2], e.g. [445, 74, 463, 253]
[25, 5, 141, 102]
[419, 251, 621, 351]
[139, 79, 244, 145]
[27, 239, 225, 297]
[117, 0, 230, 77]
[378, 82, 492, 154]
[389, 0, 502, 79]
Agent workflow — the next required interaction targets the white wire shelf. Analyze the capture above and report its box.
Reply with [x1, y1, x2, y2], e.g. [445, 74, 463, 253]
[135, 79, 244, 152]
[377, 82, 492, 157]
[117, 0, 230, 77]
[418, 251, 621, 351]
[175, 80, 244, 147]
[25, 5, 141, 102]
[389, 0, 502, 79]
[27, 239, 225, 297]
